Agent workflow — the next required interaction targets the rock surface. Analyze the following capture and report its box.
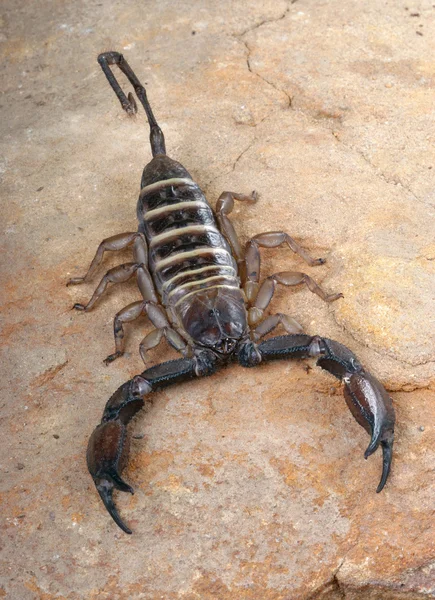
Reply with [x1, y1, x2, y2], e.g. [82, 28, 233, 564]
[0, 0, 434, 598]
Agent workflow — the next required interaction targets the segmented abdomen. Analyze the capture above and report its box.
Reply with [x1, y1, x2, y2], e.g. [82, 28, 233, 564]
[138, 177, 239, 307]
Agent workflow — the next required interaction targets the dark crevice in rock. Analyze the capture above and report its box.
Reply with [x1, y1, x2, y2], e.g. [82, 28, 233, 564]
[332, 572, 347, 599]
[234, 3, 293, 113]
[242, 38, 293, 110]
[238, 3, 291, 37]
[390, 383, 435, 393]
[231, 141, 255, 171]
[306, 574, 345, 599]
[305, 554, 351, 599]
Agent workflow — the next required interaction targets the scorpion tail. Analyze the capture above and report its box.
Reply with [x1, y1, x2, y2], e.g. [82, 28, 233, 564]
[97, 51, 166, 157]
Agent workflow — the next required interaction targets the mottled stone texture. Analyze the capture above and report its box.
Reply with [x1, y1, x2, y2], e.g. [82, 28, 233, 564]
[0, 0, 434, 598]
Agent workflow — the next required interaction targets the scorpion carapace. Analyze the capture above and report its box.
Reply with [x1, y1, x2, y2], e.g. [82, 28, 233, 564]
[68, 51, 395, 534]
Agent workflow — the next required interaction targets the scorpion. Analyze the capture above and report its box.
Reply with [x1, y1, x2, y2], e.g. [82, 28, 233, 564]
[68, 51, 395, 534]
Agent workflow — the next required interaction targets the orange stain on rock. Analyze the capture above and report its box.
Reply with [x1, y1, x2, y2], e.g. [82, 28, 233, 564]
[25, 578, 68, 600]
[270, 455, 348, 505]
[197, 463, 216, 478]
[31, 361, 68, 389]
[155, 473, 185, 493]
[0, 318, 37, 345]
[129, 449, 174, 480]
[71, 511, 84, 523]
[61, 495, 71, 511]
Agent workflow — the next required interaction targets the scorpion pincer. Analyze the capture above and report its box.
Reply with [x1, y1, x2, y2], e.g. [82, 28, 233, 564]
[68, 51, 395, 534]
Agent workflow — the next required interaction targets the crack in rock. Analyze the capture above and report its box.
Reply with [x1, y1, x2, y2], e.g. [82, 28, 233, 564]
[234, 14, 433, 212]
[241, 38, 292, 110]
[337, 142, 434, 209]
[226, 4, 432, 383]
[233, 3, 293, 111]
[205, 139, 257, 188]
[332, 572, 347, 599]
[238, 3, 291, 37]
[306, 558, 347, 599]
[231, 140, 256, 171]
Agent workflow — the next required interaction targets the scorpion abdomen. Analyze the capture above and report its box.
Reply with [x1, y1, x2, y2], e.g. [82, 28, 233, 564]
[137, 156, 243, 320]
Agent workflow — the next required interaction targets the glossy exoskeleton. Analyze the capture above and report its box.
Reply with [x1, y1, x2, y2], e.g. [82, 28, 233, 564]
[68, 52, 395, 533]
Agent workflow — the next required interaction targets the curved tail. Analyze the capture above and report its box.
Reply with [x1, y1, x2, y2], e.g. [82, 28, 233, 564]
[97, 51, 166, 157]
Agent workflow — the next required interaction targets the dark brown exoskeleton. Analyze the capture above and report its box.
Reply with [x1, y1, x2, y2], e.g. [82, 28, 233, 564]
[68, 52, 395, 533]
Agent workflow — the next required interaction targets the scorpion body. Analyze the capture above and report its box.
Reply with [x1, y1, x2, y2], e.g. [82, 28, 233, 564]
[68, 52, 395, 534]
[138, 162, 248, 364]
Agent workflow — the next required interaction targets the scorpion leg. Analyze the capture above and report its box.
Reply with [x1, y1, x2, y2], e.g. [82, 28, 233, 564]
[138, 303, 188, 362]
[104, 300, 145, 364]
[73, 262, 140, 312]
[248, 272, 342, 327]
[104, 299, 187, 364]
[133, 231, 159, 304]
[104, 234, 169, 363]
[249, 232, 326, 266]
[216, 190, 257, 282]
[252, 313, 304, 341]
[139, 327, 188, 362]
[67, 232, 144, 286]
[257, 334, 395, 492]
[243, 232, 332, 306]
[87, 355, 216, 533]
[73, 233, 157, 313]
